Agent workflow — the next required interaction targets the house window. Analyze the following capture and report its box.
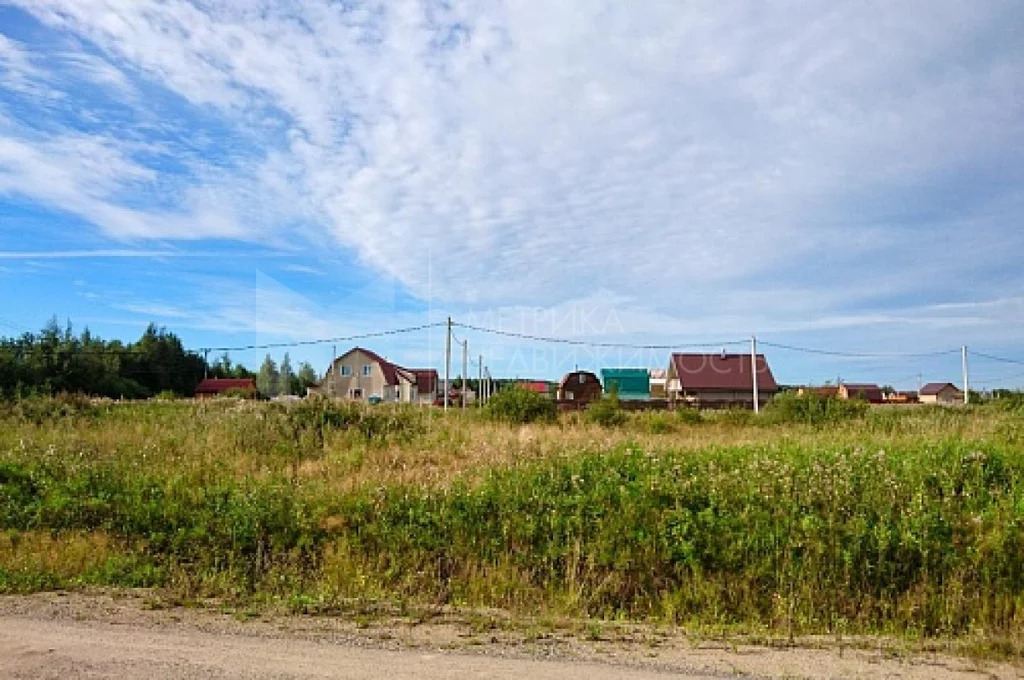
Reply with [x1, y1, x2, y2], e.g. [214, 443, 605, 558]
[578, 374, 585, 384]
[340, 365, 351, 377]
[362, 364, 372, 377]
[350, 388, 363, 399]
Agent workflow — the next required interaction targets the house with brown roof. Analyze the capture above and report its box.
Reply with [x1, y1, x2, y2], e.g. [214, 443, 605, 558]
[666, 353, 778, 409]
[312, 347, 433, 404]
[796, 385, 840, 399]
[556, 370, 602, 404]
[919, 382, 963, 405]
[195, 378, 256, 399]
[410, 369, 440, 405]
[837, 383, 885, 404]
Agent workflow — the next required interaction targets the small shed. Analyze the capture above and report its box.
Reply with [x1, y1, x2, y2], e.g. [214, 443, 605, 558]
[919, 382, 963, 405]
[556, 371, 603, 404]
[600, 368, 650, 401]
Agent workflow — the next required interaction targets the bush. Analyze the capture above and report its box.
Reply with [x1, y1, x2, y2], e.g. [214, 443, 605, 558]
[674, 407, 704, 425]
[765, 391, 868, 425]
[484, 386, 556, 424]
[585, 387, 626, 427]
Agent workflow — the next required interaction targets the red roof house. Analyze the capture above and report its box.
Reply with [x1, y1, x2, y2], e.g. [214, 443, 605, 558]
[666, 353, 778, 408]
[195, 378, 257, 398]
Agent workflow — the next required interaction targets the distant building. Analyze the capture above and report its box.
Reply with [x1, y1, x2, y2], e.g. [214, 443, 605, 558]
[517, 381, 552, 396]
[837, 383, 885, 404]
[666, 353, 778, 409]
[311, 347, 435, 404]
[410, 369, 440, 405]
[797, 385, 840, 399]
[556, 371, 603, 404]
[919, 382, 964, 405]
[884, 390, 919, 404]
[649, 369, 667, 399]
[195, 378, 256, 399]
[600, 368, 650, 401]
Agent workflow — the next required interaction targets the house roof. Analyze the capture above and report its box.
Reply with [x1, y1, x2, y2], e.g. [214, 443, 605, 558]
[333, 347, 415, 386]
[920, 382, 961, 396]
[670, 353, 778, 392]
[841, 383, 884, 401]
[558, 371, 599, 390]
[195, 378, 256, 394]
[803, 386, 839, 398]
[518, 381, 550, 394]
[410, 369, 439, 393]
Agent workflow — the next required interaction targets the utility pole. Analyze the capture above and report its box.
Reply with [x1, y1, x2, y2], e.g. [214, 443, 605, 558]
[461, 339, 469, 409]
[203, 348, 209, 378]
[330, 344, 336, 398]
[962, 345, 970, 405]
[751, 335, 760, 414]
[444, 317, 451, 412]
[478, 354, 483, 406]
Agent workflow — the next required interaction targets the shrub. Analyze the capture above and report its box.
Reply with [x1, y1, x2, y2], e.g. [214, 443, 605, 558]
[674, 407, 704, 425]
[485, 386, 556, 424]
[585, 386, 626, 427]
[764, 391, 868, 425]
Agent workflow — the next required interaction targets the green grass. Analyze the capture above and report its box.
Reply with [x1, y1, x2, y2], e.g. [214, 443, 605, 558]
[0, 396, 1022, 650]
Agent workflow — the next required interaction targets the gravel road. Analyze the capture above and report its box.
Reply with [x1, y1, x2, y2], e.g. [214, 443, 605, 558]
[0, 591, 1018, 679]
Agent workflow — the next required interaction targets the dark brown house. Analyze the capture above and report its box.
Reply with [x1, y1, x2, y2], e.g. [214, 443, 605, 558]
[195, 378, 257, 399]
[666, 353, 778, 409]
[556, 370, 603, 404]
[837, 383, 885, 404]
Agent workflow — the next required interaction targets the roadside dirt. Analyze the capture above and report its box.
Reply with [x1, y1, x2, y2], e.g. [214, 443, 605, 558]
[0, 590, 1020, 679]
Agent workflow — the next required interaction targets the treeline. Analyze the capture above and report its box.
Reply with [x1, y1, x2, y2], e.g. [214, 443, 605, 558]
[0, 319, 318, 399]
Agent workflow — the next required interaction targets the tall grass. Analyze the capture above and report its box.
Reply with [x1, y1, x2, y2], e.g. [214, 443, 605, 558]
[0, 396, 1022, 644]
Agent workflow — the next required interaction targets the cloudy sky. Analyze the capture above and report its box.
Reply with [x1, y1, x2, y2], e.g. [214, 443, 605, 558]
[1, 1, 1022, 387]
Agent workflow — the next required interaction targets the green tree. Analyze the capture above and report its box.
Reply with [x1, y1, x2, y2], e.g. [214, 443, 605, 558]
[296, 361, 318, 395]
[278, 353, 294, 396]
[257, 354, 280, 397]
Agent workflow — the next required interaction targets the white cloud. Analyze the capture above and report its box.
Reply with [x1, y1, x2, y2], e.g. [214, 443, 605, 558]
[2, 1, 1023, 335]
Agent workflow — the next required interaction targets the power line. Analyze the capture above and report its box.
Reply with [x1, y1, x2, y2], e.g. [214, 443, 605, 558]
[452, 322, 747, 350]
[201, 322, 446, 352]
[970, 350, 1024, 366]
[758, 340, 961, 359]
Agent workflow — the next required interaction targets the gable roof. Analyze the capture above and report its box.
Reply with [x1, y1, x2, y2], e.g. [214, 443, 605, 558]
[920, 382, 961, 396]
[558, 371, 600, 390]
[841, 383, 884, 401]
[334, 347, 415, 386]
[410, 369, 439, 393]
[195, 378, 256, 394]
[670, 353, 778, 392]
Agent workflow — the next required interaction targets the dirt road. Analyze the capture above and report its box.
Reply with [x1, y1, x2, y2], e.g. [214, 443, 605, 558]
[0, 592, 1019, 679]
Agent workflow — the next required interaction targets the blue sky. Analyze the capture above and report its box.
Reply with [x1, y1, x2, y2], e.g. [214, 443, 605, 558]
[1, 1, 1023, 389]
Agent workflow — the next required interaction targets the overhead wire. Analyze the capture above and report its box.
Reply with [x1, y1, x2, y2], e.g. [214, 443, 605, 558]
[452, 321, 747, 350]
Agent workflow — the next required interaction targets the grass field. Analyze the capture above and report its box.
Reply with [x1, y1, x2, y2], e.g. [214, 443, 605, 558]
[1, 396, 1022, 653]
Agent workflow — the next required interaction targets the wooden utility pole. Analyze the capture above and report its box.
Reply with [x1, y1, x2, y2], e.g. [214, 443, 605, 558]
[444, 318, 451, 412]
[461, 339, 468, 409]
[962, 345, 970, 405]
[751, 335, 760, 414]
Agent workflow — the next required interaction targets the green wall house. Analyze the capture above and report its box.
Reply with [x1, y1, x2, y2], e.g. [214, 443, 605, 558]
[600, 368, 650, 401]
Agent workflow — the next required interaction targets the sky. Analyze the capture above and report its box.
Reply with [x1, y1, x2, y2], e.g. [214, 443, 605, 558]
[1, 1, 1023, 389]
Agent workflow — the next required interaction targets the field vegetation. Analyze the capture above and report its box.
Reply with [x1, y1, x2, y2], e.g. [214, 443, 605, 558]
[1, 394, 1022, 653]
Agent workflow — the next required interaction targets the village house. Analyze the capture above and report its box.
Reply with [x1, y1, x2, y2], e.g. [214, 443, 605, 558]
[648, 369, 667, 399]
[600, 368, 650, 400]
[837, 383, 885, 404]
[311, 347, 436, 404]
[796, 385, 840, 399]
[666, 353, 778, 409]
[194, 378, 257, 399]
[410, 369, 440, 405]
[919, 382, 964, 405]
[556, 370, 603, 404]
